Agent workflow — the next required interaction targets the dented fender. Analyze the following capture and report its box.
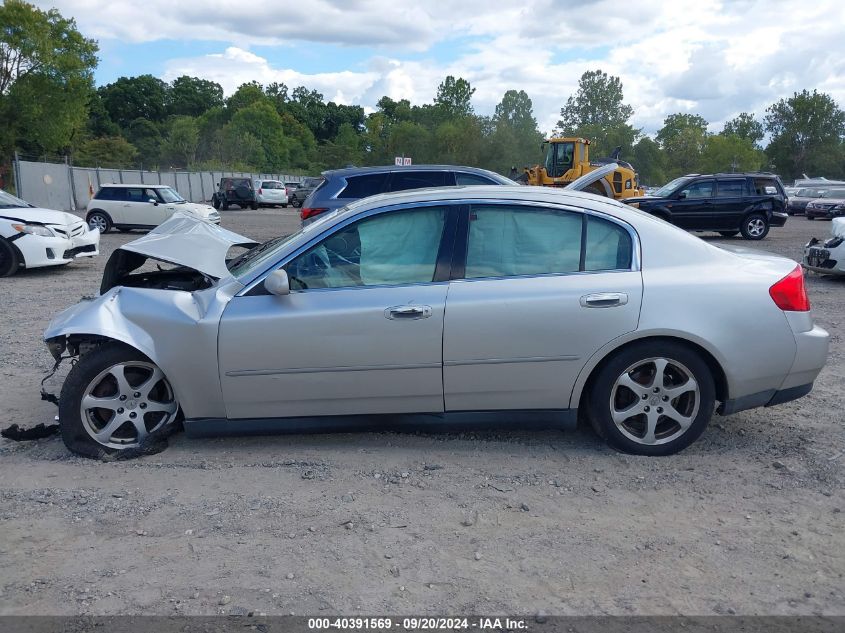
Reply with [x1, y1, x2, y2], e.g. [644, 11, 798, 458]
[43, 281, 242, 419]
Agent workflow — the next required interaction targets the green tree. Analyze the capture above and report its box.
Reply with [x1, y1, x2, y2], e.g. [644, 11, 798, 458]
[556, 70, 639, 158]
[75, 136, 137, 168]
[764, 90, 845, 180]
[318, 122, 363, 169]
[168, 76, 223, 117]
[656, 113, 709, 178]
[489, 90, 543, 174]
[161, 116, 199, 168]
[631, 136, 666, 186]
[0, 0, 98, 157]
[125, 118, 162, 167]
[434, 76, 475, 118]
[721, 112, 764, 147]
[229, 101, 289, 170]
[226, 81, 267, 113]
[699, 134, 764, 174]
[99, 75, 169, 128]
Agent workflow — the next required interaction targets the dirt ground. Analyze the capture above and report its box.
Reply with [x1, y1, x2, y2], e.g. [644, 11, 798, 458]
[0, 207, 843, 616]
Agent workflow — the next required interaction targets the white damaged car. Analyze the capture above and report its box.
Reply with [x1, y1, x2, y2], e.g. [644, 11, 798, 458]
[0, 190, 99, 277]
[803, 217, 845, 276]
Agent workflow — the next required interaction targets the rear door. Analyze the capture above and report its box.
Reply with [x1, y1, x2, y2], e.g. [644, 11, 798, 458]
[442, 202, 642, 411]
[714, 179, 747, 229]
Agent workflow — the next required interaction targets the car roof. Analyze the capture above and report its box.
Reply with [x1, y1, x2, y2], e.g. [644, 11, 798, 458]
[100, 183, 171, 188]
[320, 164, 509, 180]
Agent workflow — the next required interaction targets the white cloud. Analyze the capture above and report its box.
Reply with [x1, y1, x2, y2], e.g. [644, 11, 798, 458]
[38, 0, 845, 136]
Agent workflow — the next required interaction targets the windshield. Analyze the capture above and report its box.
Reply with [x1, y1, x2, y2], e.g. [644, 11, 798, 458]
[820, 189, 845, 199]
[0, 190, 32, 209]
[158, 187, 185, 203]
[654, 177, 690, 197]
[227, 207, 345, 279]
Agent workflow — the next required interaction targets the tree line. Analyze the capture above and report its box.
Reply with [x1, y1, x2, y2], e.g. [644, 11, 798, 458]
[2, 0, 844, 187]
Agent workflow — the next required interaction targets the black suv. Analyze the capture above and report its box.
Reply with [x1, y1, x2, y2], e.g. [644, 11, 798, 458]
[212, 177, 258, 210]
[624, 173, 788, 240]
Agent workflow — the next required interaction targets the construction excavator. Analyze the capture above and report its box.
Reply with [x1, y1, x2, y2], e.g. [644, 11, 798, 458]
[521, 137, 644, 200]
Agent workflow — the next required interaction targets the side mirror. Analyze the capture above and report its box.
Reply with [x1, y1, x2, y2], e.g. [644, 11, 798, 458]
[265, 269, 290, 296]
[148, 198, 158, 205]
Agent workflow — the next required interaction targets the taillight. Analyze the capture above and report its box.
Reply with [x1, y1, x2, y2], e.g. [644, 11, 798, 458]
[769, 265, 810, 311]
[258, 188, 263, 194]
[300, 207, 328, 221]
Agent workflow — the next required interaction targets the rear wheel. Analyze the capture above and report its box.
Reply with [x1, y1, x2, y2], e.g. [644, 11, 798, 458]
[59, 343, 180, 459]
[718, 231, 739, 237]
[0, 237, 20, 277]
[292, 198, 302, 208]
[250, 201, 259, 210]
[740, 213, 769, 240]
[221, 200, 229, 211]
[87, 211, 111, 233]
[587, 341, 715, 456]
[212, 196, 221, 210]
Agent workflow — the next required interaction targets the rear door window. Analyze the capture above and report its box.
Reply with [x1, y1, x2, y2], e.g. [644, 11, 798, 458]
[96, 187, 124, 201]
[455, 172, 497, 186]
[389, 171, 453, 192]
[715, 180, 745, 197]
[338, 173, 389, 199]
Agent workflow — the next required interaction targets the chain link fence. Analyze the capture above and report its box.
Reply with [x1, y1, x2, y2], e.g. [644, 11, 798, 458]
[11, 155, 305, 211]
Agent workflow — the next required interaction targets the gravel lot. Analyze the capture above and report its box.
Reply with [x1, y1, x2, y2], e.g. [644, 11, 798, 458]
[0, 207, 843, 616]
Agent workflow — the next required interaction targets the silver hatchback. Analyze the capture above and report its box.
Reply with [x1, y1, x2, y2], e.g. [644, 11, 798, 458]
[45, 187, 829, 458]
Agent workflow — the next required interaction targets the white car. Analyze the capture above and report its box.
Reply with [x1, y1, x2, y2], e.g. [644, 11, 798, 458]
[253, 179, 288, 207]
[0, 190, 99, 277]
[803, 217, 845, 276]
[85, 184, 220, 233]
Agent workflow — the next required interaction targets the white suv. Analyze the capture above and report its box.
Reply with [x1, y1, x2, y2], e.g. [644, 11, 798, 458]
[86, 184, 220, 233]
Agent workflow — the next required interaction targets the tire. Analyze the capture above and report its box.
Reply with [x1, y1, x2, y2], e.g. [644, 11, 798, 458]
[212, 196, 221, 210]
[740, 213, 769, 240]
[221, 201, 229, 211]
[250, 201, 259, 210]
[718, 231, 739, 237]
[59, 343, 180, 459]
[0, 237, 21, 277]
[292, 198, 302, 208]
[87, 210, 112, 233]
[586, 341, 716, 456]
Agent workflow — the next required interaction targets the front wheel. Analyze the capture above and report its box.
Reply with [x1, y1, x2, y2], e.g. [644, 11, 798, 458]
[586, 341, 715, 456]
[0, 237, 20, 277]
[740, 213, 769, 240]
[59, 343, 180, 458]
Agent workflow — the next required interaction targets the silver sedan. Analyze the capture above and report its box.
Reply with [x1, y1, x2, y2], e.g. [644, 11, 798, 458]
[44, 188, 829, 458]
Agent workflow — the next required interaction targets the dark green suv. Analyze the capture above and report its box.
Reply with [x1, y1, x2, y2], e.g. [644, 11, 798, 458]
[212, 177, 258, 210]
[624, 173, 788, 240]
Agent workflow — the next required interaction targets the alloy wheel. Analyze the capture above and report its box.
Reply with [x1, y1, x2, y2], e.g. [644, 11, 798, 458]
[746, 218, 766, 238]
[88, 214, 108, 233]
[79, 361, 178, 449]
[609, 357, 700, 446]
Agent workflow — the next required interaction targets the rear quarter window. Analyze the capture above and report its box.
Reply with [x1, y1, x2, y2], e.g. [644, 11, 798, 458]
[389, 171, 452, 191]
[338, 173, 389, 199]
[95, 187, 122, 201]
[455, 172, 497, 186]
[751, 178, 782, 196]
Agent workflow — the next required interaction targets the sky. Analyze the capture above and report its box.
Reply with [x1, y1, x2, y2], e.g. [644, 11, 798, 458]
[35, 0, 845, 137]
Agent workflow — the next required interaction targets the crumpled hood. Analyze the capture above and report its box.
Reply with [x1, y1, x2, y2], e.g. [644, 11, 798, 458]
[118, 212, 257, 279]
[832, 217, 845, 239]
[0, 206, 81, 226]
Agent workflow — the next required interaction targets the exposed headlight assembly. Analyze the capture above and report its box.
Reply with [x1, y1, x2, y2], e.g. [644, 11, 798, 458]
[824, 236, 844, 248]
[12, 223, 55, 237]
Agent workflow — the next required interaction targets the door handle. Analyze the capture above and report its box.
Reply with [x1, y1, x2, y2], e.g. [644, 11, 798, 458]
[385, 305, 432, 320]
[580, 292, 628, 308]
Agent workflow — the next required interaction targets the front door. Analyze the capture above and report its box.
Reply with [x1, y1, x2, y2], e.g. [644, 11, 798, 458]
[218, 204, 456, 420]
[671, 179, 714, 229]
[443, 203, 642, 411]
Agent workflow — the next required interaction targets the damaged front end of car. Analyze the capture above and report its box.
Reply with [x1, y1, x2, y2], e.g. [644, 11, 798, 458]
[803, 217, 845, 276]
[42, 214, 258, 419]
